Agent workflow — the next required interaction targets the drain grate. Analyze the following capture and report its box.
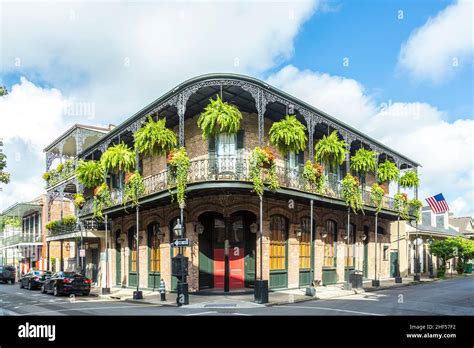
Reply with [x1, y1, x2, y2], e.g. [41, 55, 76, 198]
[204, 304, 237, 308]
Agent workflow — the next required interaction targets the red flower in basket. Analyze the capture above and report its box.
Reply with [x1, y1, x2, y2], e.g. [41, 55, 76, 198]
[401, 193, 408, 201]
[166, 149, 175, 164]
[262, 146, 276, 162]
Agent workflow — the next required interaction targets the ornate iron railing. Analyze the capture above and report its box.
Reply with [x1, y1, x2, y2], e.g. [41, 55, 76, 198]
[46, 161, 76, 188]
[46, 219, 110, 237]
[78, 156, 401, 217]
[1, 233, 42, 247]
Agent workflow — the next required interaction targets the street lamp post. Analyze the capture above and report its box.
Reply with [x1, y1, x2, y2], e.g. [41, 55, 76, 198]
[372, 213, 380, 287]
[174, 215, 189, 306]
[102, 214, 110, 294]
[254, 195, 268, 304]
[395, 214, 402, 283]
[133, 206, 143, 299]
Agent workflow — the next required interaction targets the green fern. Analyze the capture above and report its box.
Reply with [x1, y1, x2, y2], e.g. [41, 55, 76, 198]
[269, 115, 307, 155]
[101, 143, 136, 173]
[75, 160, 105, 188]
[399, 170, 419, 188]
[197, 95, 242, 139]
[350, 148, 377, 174]
[134, 116, 177, 157]
[377, 160, 399, 184]
[314, 130, 348, 167]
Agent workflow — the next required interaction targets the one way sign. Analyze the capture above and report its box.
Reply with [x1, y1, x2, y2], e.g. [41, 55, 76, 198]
[171, 238, 190, 247]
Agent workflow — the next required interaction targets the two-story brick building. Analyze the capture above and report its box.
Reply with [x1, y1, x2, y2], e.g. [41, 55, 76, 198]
[44, 74, 420, 292]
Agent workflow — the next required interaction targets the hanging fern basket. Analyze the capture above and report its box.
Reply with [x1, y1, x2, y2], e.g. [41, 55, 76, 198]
[197, 95, 242, 139]
[134, 116, 177, 157]
[314, 130, 348, 168]
[101, 143, 136, 173]
[269, 115, 307, 155]
[350, 148, 377, 174]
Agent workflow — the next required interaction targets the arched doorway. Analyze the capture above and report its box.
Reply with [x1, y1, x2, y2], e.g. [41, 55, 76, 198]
[128, 226, 137, 287]
[147, 222, 161, 290]
[198, 211, 256, 291]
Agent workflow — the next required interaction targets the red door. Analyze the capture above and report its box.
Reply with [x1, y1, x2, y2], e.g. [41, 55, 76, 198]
[214, 249, 225, 289]
[213, 247, 245, 289]
[229, 247, 244, 288]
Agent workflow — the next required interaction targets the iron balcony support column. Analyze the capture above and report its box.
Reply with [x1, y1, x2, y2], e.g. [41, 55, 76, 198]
[47, 241, 50, 271]
[395, 162, 402, 283]
[414, 169, 421, 281]
[133, 147, 143, 300]
[102, 214, 110, 294]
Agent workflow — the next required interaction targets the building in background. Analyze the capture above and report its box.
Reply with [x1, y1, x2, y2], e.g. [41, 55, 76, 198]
[402, 206, 463, 278]
[43, 124, 111, 285]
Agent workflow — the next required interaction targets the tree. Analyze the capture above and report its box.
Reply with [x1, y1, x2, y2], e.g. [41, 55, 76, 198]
[0, 86, 7, 96]
[429, 238, 457, 278]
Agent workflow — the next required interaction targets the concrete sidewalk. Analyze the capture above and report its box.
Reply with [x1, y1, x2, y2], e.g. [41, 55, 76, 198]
[92, 274, 471, 308]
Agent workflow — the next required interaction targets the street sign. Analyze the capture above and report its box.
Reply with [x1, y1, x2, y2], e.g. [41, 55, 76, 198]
[79, 249, 86, 257]
[171, 238, 190, 247]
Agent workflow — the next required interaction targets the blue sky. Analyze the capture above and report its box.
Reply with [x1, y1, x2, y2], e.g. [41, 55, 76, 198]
[0, 0, 472, 216]
[281, 0, 472, 121]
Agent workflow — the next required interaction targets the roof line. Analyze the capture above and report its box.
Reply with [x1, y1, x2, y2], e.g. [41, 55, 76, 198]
[78, 73, 420, 166]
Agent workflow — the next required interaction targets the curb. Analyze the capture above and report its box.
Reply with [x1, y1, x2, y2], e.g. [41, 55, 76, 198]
[363, 278, 441, 293]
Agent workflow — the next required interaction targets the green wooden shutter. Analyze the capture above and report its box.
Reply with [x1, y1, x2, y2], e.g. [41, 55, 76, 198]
[236, 130, 244, 149]
[209, 136, 216, 175]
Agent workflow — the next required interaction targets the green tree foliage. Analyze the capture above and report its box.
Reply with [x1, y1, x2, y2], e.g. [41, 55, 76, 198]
[134, 116, 177, 157]
[377, 160, 399, 184]
[197, 95, 242, 139]
[314, 130, 348, 167]
[101, 143, 136, 173]
[429, 237, 474, 277]
[269, 115, 307, 155]
[350, 148, 377, 174]
[75, 160, 105, 188]
[0, 153, 10, 184]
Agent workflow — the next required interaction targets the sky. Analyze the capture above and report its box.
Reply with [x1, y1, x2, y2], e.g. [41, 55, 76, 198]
[0, 0, 473, 217]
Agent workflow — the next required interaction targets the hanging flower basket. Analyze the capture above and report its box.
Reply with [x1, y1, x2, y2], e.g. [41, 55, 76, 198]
[249, 146, 279, 197]
[124, 171, 134, 184]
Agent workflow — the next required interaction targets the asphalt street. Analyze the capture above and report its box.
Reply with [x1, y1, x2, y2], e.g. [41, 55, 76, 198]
[0, 277, 472, 316]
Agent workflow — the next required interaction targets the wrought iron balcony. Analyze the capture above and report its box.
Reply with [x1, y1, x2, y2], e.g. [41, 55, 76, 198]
[46, 161, 76, 189]
[78, 156, 400, 217]
[0, 233, 42, 247]
[46, 219, 111, 237]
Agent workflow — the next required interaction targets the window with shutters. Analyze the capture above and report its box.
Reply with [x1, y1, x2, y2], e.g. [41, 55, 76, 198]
[270, 215, 288, 270]
[129, 227, 137, 272]
[323, 220, 337, 267]
[148, 222, 161, 273]
[299, 217, 314, 269]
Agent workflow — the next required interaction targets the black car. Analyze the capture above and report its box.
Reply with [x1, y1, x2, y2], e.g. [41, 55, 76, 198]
[0, 265, 16, 284]
[41, 272, 91, 296]
[19, 270, 52, 290]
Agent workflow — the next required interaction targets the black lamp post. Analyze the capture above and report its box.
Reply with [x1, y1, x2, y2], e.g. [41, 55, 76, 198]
[254, 195, 268, 304]
[174, 217, 188, 306]
[102, 214, 110, 294]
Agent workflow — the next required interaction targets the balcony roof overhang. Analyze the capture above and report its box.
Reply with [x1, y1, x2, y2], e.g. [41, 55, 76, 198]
[78, 73, 420, 168]
[0, 202, 42, 218]
[43, 124, 110, 157]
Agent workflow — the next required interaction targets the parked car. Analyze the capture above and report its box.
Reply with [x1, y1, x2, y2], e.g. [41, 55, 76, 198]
[19, 270, 52, 290]
[0, 265, 16, 284]
[41, 272, 91, 296]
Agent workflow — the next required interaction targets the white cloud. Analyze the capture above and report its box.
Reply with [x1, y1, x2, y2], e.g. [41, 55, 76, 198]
[268, 65, 474, 217]
[1, 1, 318, 123]
[0, 1, 319, 211]
[266, 65, 377, 128]
[0, 78, 70, 152]
[398, 0, 474, 82]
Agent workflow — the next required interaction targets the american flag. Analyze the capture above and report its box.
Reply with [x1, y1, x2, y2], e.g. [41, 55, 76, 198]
[426, 193, 449, 214]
